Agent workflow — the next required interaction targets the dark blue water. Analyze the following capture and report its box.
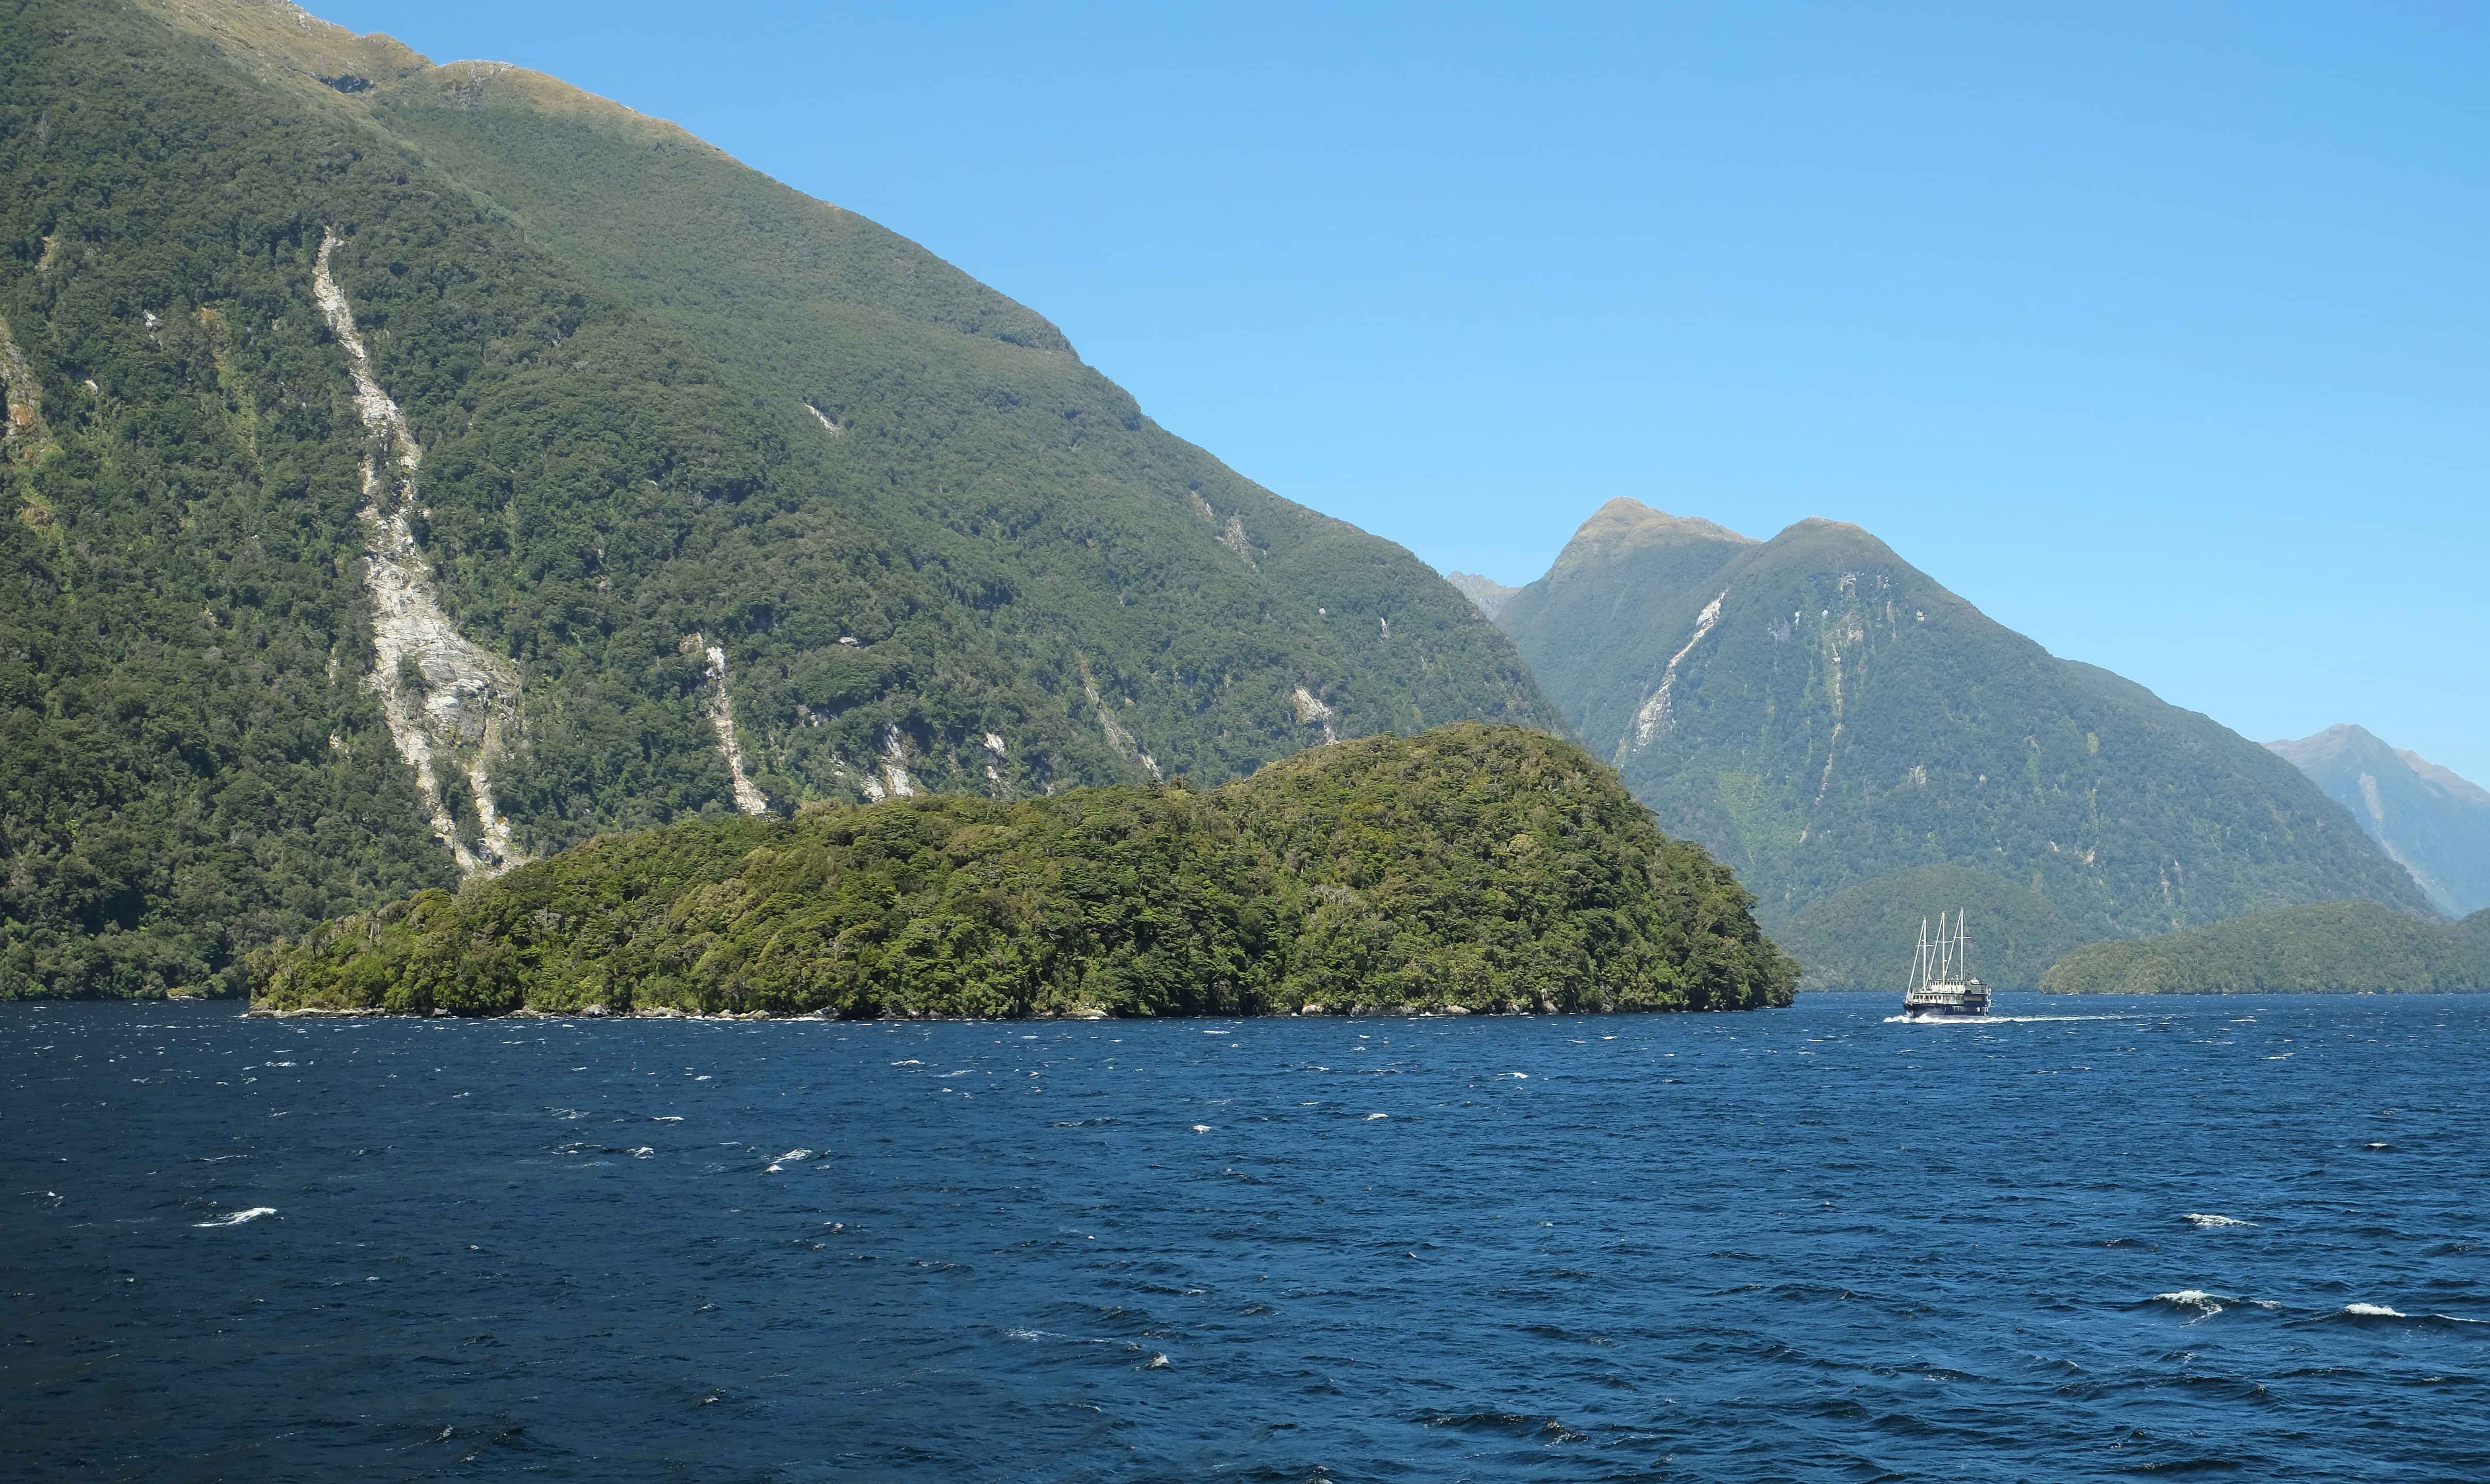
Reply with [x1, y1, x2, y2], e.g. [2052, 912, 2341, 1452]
[6, 996, 2486, 1482]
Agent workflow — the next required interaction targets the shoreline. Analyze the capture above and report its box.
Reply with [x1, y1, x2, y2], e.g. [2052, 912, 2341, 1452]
[232, 1002, 1703, 1022]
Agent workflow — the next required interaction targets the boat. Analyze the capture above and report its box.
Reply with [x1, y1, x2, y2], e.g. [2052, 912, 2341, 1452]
[1900, 910, 1989, 1019]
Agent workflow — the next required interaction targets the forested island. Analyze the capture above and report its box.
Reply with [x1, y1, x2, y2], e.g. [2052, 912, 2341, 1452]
[2040, 899, 2490, 996]
[250, 726, 1798, 1018]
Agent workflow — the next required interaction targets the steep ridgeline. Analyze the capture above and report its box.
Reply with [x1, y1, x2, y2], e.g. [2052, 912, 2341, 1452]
[2268, 726, 2490, 919]
[1493, 499, 2431, 980]
[0, 0, 1549, 997]
[2041, 900, 2490, 996]
[250, 726, 1797, 1019]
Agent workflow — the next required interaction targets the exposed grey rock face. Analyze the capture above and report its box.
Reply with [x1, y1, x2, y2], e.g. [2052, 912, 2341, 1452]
[2269, 725, 2490, 918]
[313, 229, 524, 878]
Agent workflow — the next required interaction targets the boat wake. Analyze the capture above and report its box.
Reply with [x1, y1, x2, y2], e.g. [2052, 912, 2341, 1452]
[1881, 1013, 2147, 1025]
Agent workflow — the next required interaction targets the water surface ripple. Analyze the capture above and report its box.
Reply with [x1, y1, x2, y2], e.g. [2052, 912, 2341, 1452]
[6, 994, 2486, 1481]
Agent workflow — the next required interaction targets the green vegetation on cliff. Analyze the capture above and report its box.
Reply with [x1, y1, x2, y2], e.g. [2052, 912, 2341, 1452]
[0, 0, 1550, 998]
[2040, 901, 2490, 996]
[251, 726, 1797, 1018]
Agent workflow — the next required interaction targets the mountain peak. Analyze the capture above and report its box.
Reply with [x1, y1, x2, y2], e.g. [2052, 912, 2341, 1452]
[1495, 504, 2431, 942]
[2267, 722, 2385, 766]
[1540, 499, 1751, 586]
[1761, 515, 1904, 563]
[2269, 726, 2490, 916]
[1443, 571, 1520, 620]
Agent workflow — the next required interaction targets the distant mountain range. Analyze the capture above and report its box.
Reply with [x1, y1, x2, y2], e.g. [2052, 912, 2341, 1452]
[2268, 726, 2490, 918]
[0, 0, 1552, 997]
[1488, 498, 2433, 987]
[1445, 572, 1520, 620]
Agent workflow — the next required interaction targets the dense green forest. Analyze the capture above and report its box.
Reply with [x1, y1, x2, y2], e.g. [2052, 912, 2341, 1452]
[2040, 900, 2490, 996]
[1492, 499, 2431, 945]
[0, 0, 1551, 998]
[252, 726, 1798, 1018]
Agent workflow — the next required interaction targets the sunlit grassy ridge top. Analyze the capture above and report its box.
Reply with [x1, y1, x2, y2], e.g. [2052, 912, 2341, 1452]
[251, 725, 1798, 1018]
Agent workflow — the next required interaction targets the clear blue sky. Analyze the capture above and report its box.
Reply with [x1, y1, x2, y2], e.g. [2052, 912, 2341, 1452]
[323, 1, 2489, 783]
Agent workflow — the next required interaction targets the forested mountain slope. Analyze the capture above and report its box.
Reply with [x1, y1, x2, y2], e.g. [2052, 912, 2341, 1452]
[2268, 724, 2490, 918]
[1492, 499, 2430, 965]
[1492, 498, 1757, 747]
[0, 0, 1550, 997]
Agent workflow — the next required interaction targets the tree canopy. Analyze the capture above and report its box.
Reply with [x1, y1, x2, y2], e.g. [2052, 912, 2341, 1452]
[253, 726, 1798, 1018]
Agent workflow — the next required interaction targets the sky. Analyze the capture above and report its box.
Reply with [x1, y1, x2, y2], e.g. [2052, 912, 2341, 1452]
[321, 1, 2490, 782]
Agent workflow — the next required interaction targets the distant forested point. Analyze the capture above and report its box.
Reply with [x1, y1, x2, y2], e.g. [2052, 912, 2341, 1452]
[2039, 900, 2490, 996]
[1775, 863, 2083, 992]
[249, 726, 1797, 1019]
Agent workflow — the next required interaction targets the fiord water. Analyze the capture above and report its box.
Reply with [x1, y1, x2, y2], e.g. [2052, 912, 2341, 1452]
[7, 995, 2485, 1481]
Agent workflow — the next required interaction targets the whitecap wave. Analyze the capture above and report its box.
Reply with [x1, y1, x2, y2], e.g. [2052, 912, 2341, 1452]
[2320, 1303, 2482, 1327]
[195, 1206, 276, 1227]
[2153, 1290, 2226, 1320]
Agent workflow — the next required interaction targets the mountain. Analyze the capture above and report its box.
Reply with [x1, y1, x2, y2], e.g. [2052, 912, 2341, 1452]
[2041, 900, 2490, 996]
[1772, 864, 2083, 993]
[1491, 499, 2433, 976]
[2267, 725, 2490, 918]
[1493, 498, 1756, 735]
[0, 0, 1553, 998]
[251, 724, 1798, 1018]
[1444, 571, 1520, 620]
